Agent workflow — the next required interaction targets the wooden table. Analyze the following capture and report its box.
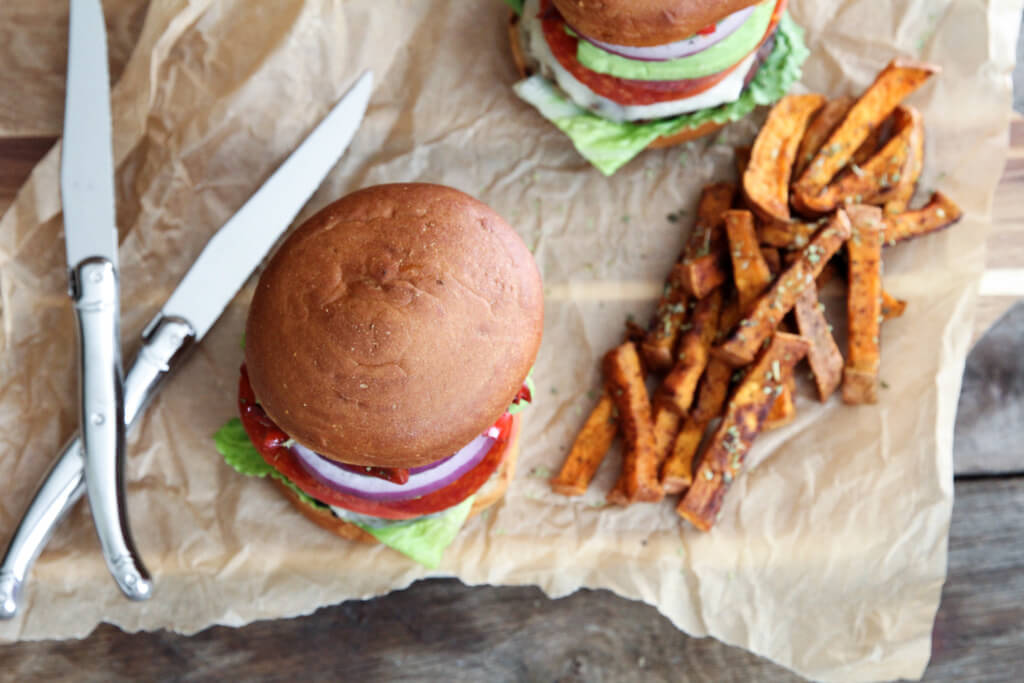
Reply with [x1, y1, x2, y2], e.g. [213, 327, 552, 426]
[2, 74, 1023, 683]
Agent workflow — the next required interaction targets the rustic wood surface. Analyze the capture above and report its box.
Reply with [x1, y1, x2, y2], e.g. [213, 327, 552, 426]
[1, 22, 1023, 683]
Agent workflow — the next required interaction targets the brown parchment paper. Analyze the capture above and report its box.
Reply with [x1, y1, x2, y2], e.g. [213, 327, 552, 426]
[0, 1, 1019, 680]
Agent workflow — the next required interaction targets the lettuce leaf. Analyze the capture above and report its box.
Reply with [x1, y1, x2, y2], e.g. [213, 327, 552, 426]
[215, 418, 324, 509]
[502, 0, 523, 16]
[214, 418, 476, 568]
[354, 496, 475, 569]
[513, 12, 809, 176]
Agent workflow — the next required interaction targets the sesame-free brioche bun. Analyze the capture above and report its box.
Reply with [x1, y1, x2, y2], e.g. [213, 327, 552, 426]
[245, 183, 543, 469]
[274, 425, 520, 544]
[550, 0, 762, 48]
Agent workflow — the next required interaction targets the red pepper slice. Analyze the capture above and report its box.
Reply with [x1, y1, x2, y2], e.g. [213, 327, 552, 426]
[539, 0, 786, 106]
[237, 366, 516, 519]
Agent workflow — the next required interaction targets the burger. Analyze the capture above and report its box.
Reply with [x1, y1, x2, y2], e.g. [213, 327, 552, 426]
[507, 0, 809, 175]
[214, 184, 544, 568]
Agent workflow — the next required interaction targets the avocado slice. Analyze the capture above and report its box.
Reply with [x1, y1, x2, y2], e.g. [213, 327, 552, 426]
[514, 12, 809, 175]
[576, 1, 774, 81]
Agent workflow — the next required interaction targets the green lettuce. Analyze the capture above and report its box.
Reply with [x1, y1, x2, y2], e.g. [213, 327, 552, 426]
[507, 369, 535, 416]
[512, 12, 809, 176]
[502, 0, 523, 16]
[357, 496, 475, 569]
[575, 1, 773, 81]
[215, 418, 324, 509]
[213, 419, 476, 568]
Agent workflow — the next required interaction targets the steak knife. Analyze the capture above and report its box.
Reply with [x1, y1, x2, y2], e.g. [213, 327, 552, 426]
[0, 69, 373, 619]
[61, 0, 148, 601]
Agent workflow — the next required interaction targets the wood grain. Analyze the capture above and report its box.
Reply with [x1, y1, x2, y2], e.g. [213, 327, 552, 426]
[0, 477, 1019, 682]
[978, 113, 1024, 336]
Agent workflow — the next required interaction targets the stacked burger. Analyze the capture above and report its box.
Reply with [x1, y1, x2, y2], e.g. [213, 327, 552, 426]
[510, 0, 809, 174]
[215, 184, 543, 567]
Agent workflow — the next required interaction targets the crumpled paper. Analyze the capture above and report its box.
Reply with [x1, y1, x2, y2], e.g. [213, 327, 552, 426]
[0, 1, 1018, 680]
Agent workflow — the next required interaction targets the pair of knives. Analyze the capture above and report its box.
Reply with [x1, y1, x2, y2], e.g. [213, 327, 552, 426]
[0, 0, 373, 619]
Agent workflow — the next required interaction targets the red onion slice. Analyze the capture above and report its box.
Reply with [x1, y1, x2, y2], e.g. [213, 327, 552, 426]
[291, 432, 496, 502]
[577, 6, 755, 62]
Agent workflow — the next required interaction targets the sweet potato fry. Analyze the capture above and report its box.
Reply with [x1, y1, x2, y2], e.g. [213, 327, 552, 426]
[799, 106, 924, 213]
[716, 211, 852, 366]
[743, 94, 826, 222]
[716, 295, 744, 339]
[816, 261, 840, 290]
[725, 210, 773, 311]
[641, 275, 690, 372]
[604, 343, 663, 502]
[683, 183, 736, 261]
[881, 289, 907, 320]
[660, 417, 704, 494]
[760, 247, 782, 277]
[850, 108, 895, 168]
[794, 95, 855, 179]
[764, 370, 797, 431]
[678, 183, 736, 298]
[624, 318, 648, 343]
[871, 107, 924, 211]
[658, 289, 723, 415]
[675, 257, 728, 300]
[690, 359, 733, 425]
[793, 283, 844, 401]
[652, 407, 681, 467]
[550, 393, 619, 496]
[882, 191, 962, 245]
[793, 59, 940, 202]
[757, 219, 821, 249]
[735, 145, 751, 178]
[843, 205, 884, 404]
[606, 477, 628, 506]
[691, 298, 744, 424]
[643, 185, 737, 370]
[678, 332, 811, 531]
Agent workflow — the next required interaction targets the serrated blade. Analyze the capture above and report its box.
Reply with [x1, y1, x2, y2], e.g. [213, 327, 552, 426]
[159, 70, 373, 339]
[61, 0, 117, 268]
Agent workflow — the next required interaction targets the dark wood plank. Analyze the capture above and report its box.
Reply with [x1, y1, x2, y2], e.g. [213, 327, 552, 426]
[954, 303, 1024, 475]
[0, 136, 54, 212]
[927, 477, 1024, 681]
[1, 478, 1022, 681]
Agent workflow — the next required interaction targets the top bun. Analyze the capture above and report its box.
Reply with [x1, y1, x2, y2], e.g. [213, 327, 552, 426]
[551, 0, 762, 48]
[245, 184, 543, 468]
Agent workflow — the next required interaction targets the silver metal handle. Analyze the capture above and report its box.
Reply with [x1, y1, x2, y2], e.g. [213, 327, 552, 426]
[71, 257, 147, 600]
[0, 313, 195, 617]
[0, 444, 85, 619]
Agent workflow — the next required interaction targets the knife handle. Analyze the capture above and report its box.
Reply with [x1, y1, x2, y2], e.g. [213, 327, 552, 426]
[71, 257, 151, 601]
[0, 313, 196, 617]
[0, 443, 85, 619]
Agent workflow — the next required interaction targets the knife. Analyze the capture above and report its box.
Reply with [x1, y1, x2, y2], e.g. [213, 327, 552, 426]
[0, 70, 374, 619]
[61, 0, 149, 601]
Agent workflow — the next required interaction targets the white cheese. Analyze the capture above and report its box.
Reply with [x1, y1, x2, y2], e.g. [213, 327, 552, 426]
[519, 0, 756, 123]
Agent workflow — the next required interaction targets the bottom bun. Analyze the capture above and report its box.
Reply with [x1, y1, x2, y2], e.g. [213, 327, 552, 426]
[508, 11, 723, 151]
[645, 120, 725, 149]
[274, 424, 521, 545]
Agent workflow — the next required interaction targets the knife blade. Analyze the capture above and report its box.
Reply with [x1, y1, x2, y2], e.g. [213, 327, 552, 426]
[61, 0, 150, 601]
[0, 70, 373, 619]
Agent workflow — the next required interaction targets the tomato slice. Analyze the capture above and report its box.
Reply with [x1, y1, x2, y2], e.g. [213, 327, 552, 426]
[539, 0, 785, 106]
[237, 366, 516, 520]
